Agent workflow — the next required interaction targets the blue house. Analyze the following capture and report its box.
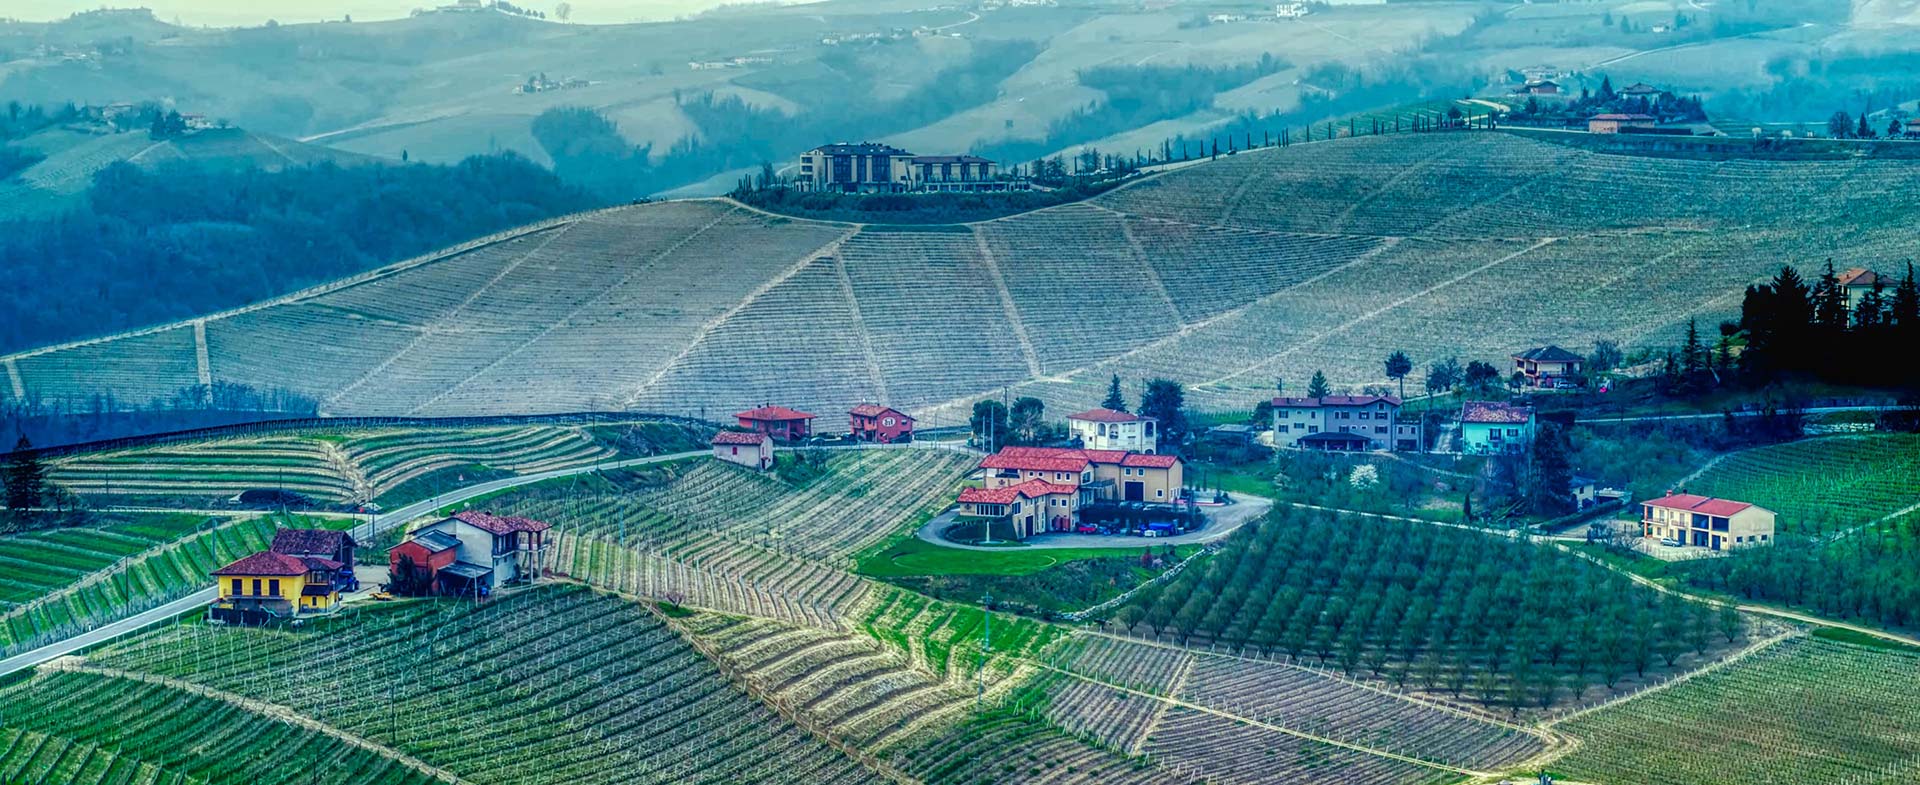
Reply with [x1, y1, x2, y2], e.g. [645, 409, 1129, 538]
[1460, 401, 1535, 455]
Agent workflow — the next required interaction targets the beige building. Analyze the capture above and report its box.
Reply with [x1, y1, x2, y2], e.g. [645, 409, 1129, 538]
[1512, 345, 1584, 389]
[712, 431, 774, 471]
[962, 446, 1185, 538]
[1271, 395, 1411, 451]
[1588, 113, 1657, 133]
[1066, 408, 1158, 453]
[1641, 493, 1775, 551]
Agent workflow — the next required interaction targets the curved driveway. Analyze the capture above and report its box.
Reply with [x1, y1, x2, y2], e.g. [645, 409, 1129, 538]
[916, 492, 1272, 551]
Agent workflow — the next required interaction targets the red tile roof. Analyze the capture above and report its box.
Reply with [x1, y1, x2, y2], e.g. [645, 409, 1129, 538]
[736, 406, 816, 421]
[1645, 493, 1755, 517]
[213, 551, 309, 577]
[1461, 401, 1535, 424]
[451, 510, 552, 536]
[849, 403, 913, 420]
[980, 446, 1179, 472]
[1066, 408, 1140, 423]
[959, 479, 1079, 504]
[1272, 395, 1402, 408]
[1839, 268, 1882, 288]
[301, 556, 344, 572]
[269, 528, 354, 557]
[712, 431, 770, 446]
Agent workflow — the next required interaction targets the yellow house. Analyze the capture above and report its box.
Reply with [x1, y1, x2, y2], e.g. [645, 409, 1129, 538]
[210, 551, 342, 624]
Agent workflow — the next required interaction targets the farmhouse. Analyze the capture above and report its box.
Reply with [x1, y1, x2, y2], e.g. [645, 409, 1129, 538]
[1522, 80, 1560, 95]
[1907, 117, 1920, 138]
[1839, 267, 1884, 310]
[961, 446, 1185, 537]
[1588, 113, 1657, 134]
[712, 430, 774, 470]
[1066, 408, 1157, 452]
[1619, 82, 1665, 98]
[389, 511, 550, 596]
[208, 551, 342, 624]
[736, 406, 816, 441]
[1641, 493, 1775, 551]
[1460, 401, 1534, 455]
[1512, 345, 1584, 389]
[1270, 395, 1412, 452]
[849, 403, 914, 443]
[269, 528, 360, 592]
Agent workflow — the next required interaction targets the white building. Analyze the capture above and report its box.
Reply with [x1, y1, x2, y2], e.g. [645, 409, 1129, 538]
[712, 430, 774, 471]
[1066, 408, 1158, 453]
[1641, 493, 1776, 551]
[1275, 3, 1309, 18]
[1271, 395, 1413, 452]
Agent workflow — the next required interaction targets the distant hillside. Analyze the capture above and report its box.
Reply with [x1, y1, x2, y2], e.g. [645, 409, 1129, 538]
[12, 131, 1917, 424]
[0, 125, 376, 220]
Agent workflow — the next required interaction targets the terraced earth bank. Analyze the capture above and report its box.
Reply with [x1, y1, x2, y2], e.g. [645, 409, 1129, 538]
[12, 131, 1915, 421]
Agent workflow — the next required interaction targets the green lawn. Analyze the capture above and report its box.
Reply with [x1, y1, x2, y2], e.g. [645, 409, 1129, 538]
[858, 536, 1197, 577]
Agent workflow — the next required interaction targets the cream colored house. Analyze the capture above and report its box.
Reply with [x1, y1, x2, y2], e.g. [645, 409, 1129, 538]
[1066, 408, 1158, 453]
[1271, 395, 1404, 451]
[965, 446, 1185, 538]
[712, 431, 774, 471]
[1641, 493, 1775, 551]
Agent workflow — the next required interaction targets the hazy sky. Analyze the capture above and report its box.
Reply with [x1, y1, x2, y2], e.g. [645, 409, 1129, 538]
[6, 0, 741, 26]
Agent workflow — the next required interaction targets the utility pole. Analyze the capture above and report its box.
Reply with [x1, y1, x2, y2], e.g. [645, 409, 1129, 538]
[977, 591, 993, 703]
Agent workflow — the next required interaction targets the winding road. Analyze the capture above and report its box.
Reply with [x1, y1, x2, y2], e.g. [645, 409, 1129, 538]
[0, 450, 705, 679]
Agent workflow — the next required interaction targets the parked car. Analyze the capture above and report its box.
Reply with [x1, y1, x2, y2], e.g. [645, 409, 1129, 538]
[1142, 529, 1160, 538]
[1660, 537, 1681, 547]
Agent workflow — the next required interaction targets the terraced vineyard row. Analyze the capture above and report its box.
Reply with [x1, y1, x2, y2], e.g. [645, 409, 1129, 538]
[0, 514, 281, 658]
[0, 671, 440, 785]
[1039, 634, 1548, 777]
[1557, 636, 1920, 785]
[1686, 434, 1920, 535]
[49, 423, 670, 506]
[84, 585, 885, 785]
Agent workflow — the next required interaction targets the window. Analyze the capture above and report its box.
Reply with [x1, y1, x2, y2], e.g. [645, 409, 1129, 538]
[1375, 426, 1388, 434]
[230, 579, 241, 595]
[1308, 426, 1319, 433]
[731, 446, 739, 455]
[252, 579, 262, 596]
[268, 579, 280, 595]
[1357, 412, 1370, 420]
[1155, 489, 1164, 498]
[1506, 428, 1520, 437]
[1277, 424, 1289, 433]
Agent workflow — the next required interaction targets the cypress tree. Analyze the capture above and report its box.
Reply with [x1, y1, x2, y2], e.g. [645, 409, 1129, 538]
[1102, 374, 1128, 412]
[3, 436, 46, 515]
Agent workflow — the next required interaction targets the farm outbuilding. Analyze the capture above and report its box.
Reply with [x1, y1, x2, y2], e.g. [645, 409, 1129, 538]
[713, 430, 775, 470]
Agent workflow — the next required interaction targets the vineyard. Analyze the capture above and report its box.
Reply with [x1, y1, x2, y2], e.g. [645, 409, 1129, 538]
[0, 513, 294, 657]
[71, 585, 886, 784]
[16, 132, 1920, 420]
[1107, 505, 1744, 712]
[1683, 434, 1920, 535]
[1555, 636, 1920, 785]
[48, 422, 698, 507]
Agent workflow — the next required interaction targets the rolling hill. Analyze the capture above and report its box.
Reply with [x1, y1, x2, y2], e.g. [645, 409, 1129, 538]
[0, 125, 376, 220]
[6, 130, 1916, 424]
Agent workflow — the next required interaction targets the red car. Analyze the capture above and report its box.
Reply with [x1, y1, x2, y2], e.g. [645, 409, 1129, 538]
[1076, 524, 1101, 535]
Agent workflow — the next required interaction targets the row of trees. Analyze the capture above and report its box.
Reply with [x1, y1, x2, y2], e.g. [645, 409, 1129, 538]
[1680, 517, 1920, 631]
[1112, 506, 1738, 710]
[0, 153, 597, 354]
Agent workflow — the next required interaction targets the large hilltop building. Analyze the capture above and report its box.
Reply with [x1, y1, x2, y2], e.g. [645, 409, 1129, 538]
[797, 142, 1008, 193]
[958, 446, 1183, 538]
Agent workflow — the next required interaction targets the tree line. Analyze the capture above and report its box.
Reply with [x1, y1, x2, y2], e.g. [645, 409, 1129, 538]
[1738, 261, 1920, 389]
[0, 152, 599, 354]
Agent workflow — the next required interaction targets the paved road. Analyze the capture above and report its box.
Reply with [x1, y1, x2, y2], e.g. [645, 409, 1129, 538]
[1575, 404, 1898, 425]
[916, 492, 1272, 550]
[0, 450, 705, 678]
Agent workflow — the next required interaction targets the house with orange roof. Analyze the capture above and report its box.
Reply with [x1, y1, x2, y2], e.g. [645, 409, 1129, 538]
[389, 510, 551, 596]
[848, 403, 915, 444]
[964, 446, 1185, 537]
[1460, 401, 1535, 455]
[736, 406, 817, 441]
[1065, 408, 1158, 453]
[1641, 493, 1775, 551]
[712, 430, 774, 470]
[208, 550, 343, 624]
[1839, 267, 1884, 311]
